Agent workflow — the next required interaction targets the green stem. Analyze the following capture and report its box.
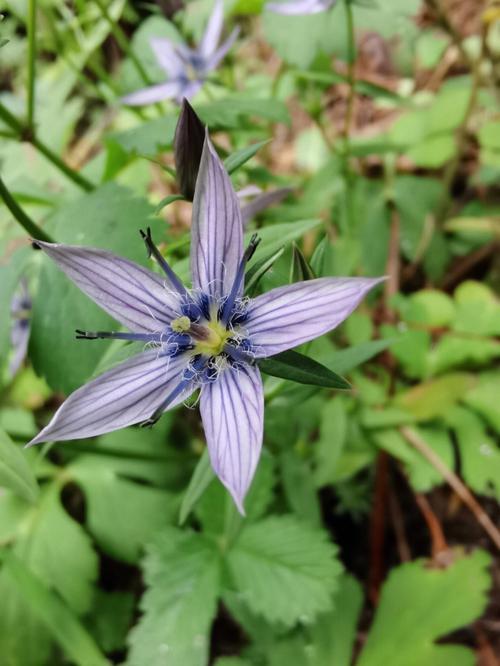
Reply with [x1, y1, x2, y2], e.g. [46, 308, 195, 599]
[0, 102, 94, 191]
[27, 0, 37, 129]
[93, 0, 150, 86]
[342, 0, 356, 234]
[0, 177, 54, 242]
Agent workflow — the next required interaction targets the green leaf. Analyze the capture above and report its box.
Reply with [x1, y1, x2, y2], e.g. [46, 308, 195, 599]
[227, 515, 341, 627]
[259, 350, 351, 390]
[357, 550, 492, 666]
[329, 339, 392, 375]
[108, 117, 178, 156]
[0, 549, 109, 666]
[87, 590, 135, 653]
[464, 372, 500, 434]
[71, 456, 179, 564]
[224, 140, 270, 174]
[197, 97, 290, 127]
[305, 574, 364, 666]
[280, 451, 321, 525]
[0, 427, 38, 503]
[30, 183, 163, 393]
[154, 194, 185, 214]
[445, 406, 500, 500]
[127, 528, 221, 666]
[394, 373, 476, 421]
[174, 219, 321, 282]
[179, 449, 214, 526]
[245, 246, 285, 294]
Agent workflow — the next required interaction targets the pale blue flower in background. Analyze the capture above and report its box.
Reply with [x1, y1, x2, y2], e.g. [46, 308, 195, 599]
[28, 131, 382, 512]
[266, 0, 337, 15]
[122, 0, 239, 106]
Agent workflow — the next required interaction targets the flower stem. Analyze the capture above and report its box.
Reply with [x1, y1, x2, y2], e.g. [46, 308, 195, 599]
[0, 176, 54, 242]
[0, 102, 94, 192]
[342, 0, 356, 234]
[27, 0, 37, 130]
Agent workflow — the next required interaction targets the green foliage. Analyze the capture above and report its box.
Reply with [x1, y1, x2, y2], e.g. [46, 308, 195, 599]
[0, 427, 38, 503]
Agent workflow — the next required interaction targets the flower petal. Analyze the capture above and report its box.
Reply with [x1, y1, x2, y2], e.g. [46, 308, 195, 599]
[200, 364, 264, 514]
[27, 351, 192, 445]
[199, 0, 224, 58]
[247, 277, 385, 357]
[190, 133, 243, 299]
[121, 81, 182, 106]
[34, 241, 180, 333]
[150, 37, 185, 77]
[204, 27, 240, 71]
[266, 0, 336, 15]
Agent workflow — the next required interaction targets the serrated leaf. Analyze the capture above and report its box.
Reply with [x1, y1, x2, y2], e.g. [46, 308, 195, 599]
[224, 140, 270, 174]
[0, 549, 108, 666]
[259, 350, 351, 390]
[227, 515, 341, 627]
[0, 427, 38, 503]
[357, 550, 492, 666]
[394, 373, 476, 421]
[127, 528, 220, 666]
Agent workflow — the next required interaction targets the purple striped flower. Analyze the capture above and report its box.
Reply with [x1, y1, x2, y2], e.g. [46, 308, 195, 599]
[266, 0, 337, 15]
[122, 0, 239, 106]
[28, 132, 382, 513]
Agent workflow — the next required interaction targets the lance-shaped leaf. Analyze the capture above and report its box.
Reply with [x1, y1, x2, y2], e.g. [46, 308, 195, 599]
[259, 349, 351, 389]
[174, 99, 205, 200]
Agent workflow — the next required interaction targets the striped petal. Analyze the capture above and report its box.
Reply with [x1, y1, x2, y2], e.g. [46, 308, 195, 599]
[27, 351, 192, 445]
[121, 81, 182, 106]
[205, 27, 240, 71]
[200, 364, 264, 514]
[247, 277, 385, 357]
[199, 0, 224, 58]
[266, 0, 336, 14]
[34, 241, 180, 333]
[150, 37, 185, 77]
[190, 132, 243, 299]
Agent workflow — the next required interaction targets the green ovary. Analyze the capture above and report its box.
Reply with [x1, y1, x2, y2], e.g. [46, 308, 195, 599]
[195, 320, 231, 357]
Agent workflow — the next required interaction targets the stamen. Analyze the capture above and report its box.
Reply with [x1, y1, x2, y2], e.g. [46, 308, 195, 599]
[75, 329, 161, 342]
[220, 233, 260, 325]
[140, 379, 191, 427]
[171, 316, 191, 333]
[223, 342, 255, 366]
[139, 227, 188, 297]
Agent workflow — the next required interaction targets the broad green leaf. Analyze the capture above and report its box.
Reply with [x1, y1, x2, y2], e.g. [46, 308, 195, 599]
[108, 117, 178, 156]
[445, 406, 500, 499]
[224, 139, 270, 174]
[329, 339, 392, 375]
[280, 451, 321, 525]
[30, 183, 163, 393]
[127, 528, 221, 666]
[394, 373, 476, 420]
[399, 289, 456, 327]
[0, 549, 109, 666]
[452, 280, 500, 336]
[464, 372, 500, 434]
[0, 427, 38, 503]
[71, 456, 179, 564]
[429, 335, 500, 375]
[313, 396, 348, 487]
[179, 448, 214, 525]
[197, 97, 290, 127]
[407, 133, 456, 168]
[88, 590, 135, 653]
[373, 427, 454, 492]
[259, 350, 351, 390]
[227, 515, 341, 627]
[12, 484, 98, 614]
[357, 550, 492, 666]
[306, 574, 363, 666]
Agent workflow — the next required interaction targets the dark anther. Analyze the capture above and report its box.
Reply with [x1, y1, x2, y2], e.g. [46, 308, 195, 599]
[31, 241, 42, 250]
[245, 233, 261, 263]
[139, 227, 153, 258]
[75, 329, 99, 339]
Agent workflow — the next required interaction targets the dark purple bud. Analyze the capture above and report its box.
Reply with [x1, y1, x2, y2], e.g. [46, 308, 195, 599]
[174, 98, 205, 200]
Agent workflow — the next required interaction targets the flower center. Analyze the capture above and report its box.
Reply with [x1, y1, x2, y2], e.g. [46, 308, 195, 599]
[170, 314, 231, 358]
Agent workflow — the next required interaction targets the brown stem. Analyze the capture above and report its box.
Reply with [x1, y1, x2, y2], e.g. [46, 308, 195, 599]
[368, 451, 389, 605]
[400, 427, 500, 551]
[388, 485, 411, 563]
[413, 492, 448, 558]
